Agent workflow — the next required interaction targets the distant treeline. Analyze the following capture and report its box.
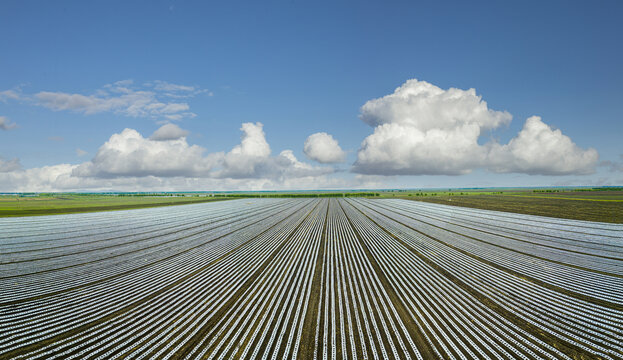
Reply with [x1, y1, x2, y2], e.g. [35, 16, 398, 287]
[213, 193, 380, 198]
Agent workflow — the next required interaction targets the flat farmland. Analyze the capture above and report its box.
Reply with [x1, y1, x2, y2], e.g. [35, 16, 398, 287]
[1, 198, 622, 359]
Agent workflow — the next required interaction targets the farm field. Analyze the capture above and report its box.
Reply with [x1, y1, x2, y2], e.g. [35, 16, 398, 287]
[1, 198, 622, 359]
[387, 190, 623, 224]
[0, 194, 230, 217]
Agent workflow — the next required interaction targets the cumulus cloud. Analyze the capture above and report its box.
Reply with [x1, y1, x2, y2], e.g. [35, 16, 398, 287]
[0, 157, 21, 172]
[32, 80, 201, 120]
[0, 123, 337, 192]
[71, 122, 331, 181]
[353, 79, 598, 176]
[216, 123, 332, 179]
[0, 116, 17, 130]
[487, 116, 598, 175]
[304, 132, 346, 163]
[218, 122, 271, 178]
[360, 79, 511, 130]
[149, 123, 190, 141]
[73, 128, 220, 178]
[355, 122, 486, 175]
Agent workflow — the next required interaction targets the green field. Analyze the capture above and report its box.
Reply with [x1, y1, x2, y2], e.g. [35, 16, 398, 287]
[380, 189, 623, 223]
[0, 194, 230, 217]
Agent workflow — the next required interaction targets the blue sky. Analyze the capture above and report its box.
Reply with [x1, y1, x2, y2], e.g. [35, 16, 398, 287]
[1, 0, 622, 191]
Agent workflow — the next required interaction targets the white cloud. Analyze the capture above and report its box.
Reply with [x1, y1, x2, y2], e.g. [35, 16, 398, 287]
[149, 123, 190, 141]
[32, 80, 201, 120]
[216, 122, 332, 180]
[0, 123, 337, 192]
[73, 128, 220, 178]
[0, 116, 17, 130]
[0, 90, 21, 102]
[218, 122, 271, 178]
[599, 155, 623, 172]
[487, 116, 598, 175]
[304, 132, 346, 163]
[153, 81, 196, 92]
[0, 167, 360, 192]
[0, 164, 77, 191]
[354, 79, 598, 176]
[0, 157, 21, 172]
[76, 148, 88, 157]
[360, 79, 511, 130]
[152, 80, 213, 98]
[355, 122, 486, 175]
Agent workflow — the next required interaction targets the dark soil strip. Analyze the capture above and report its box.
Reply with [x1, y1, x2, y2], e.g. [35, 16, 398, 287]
[296, 199, 330, 359]
[351, 200, 611, 359]
[337, 200, 436, 360]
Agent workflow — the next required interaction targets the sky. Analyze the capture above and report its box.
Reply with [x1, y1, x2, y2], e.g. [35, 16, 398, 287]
[1, 0, 622, 191]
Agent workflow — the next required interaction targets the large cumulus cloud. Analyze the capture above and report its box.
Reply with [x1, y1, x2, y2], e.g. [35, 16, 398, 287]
[353, 79, 598, 176]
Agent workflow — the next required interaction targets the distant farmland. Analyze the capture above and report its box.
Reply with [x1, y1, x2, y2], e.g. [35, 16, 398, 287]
[1, 198, 622, 359]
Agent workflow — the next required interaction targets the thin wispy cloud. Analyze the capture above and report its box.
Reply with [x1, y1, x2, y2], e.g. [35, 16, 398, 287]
[0, 157, 21, 172]
[0, 116, 17, 130]
[1, 80, 209, 121]
[0, 90, 21, 102]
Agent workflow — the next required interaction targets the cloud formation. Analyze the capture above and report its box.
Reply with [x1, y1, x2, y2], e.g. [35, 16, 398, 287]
[0, 123, 341, 191]
[0, 90, 21, 102]
[149, 123, 190, 141]
[32, 80, 204, 121]
[304, 132, 346, 163]
[0, 157, 21, 172]
[216, 123, 333, 180]
[0, 122, 336, 191]
[0, 116, 17, 130]
[73, 128, 220, 178]
[354, 79, 598, 176]
[599, 155, 623, 173]
[487, 116, 598, 175]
